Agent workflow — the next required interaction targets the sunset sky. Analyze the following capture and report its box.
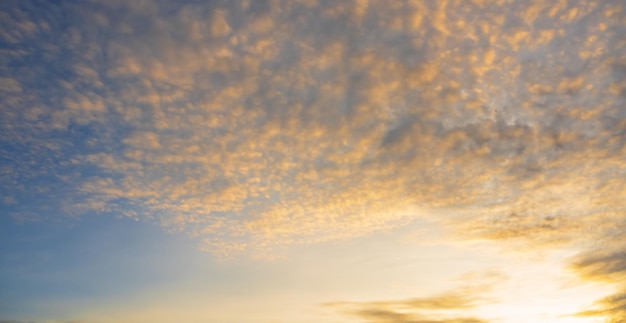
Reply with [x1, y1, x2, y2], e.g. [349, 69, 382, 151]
[1, 0, 626, 322]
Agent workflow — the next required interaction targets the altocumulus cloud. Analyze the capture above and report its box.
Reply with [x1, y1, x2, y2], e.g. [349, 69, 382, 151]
[1, 0, 626, 318]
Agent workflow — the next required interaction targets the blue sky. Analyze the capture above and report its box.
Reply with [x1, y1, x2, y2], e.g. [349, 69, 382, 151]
[1, 0, 626, 322]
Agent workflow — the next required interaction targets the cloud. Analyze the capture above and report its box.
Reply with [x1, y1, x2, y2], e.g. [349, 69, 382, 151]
[3, 0, 626, 320]
[574, 291, 626, 322]
[327, 292, 483, 312]
[569, 238, 626, 321]
[573, 249, 626, 283]
[0, 0, 625, 264]
[345, 308, 487, 323]
[325, 279, 496, 323]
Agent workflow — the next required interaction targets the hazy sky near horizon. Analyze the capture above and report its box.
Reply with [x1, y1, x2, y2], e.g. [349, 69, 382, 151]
[1, 0, 626, 322]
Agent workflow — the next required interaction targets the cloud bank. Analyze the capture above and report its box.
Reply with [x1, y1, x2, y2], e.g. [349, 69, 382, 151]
[1, 0, 626, 319]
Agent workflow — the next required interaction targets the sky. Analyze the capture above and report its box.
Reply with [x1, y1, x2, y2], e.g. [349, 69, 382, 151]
[1, 0, 626, 322]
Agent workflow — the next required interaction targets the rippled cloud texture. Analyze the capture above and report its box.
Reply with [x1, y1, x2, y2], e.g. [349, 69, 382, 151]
[1, 0, 626, 321]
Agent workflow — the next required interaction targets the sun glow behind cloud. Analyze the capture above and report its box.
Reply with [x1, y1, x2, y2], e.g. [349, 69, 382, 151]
[1, 0, 626, 322]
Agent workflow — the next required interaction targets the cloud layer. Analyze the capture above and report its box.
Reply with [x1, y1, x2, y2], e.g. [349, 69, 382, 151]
[1, 0, 626, 319]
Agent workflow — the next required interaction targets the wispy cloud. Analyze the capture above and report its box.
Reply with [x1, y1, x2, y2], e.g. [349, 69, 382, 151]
[569, 236, 626, 321]
[575, 292, 626, 322]
[325, 277, 498, 323]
